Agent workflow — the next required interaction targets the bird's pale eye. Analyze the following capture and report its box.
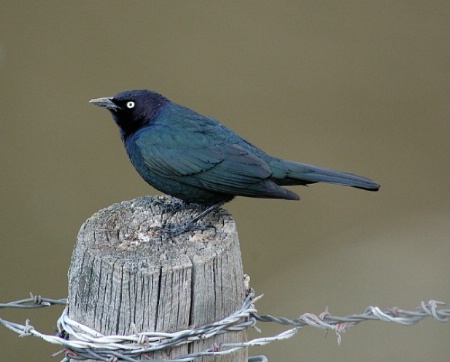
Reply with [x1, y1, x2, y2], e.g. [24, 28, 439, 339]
[126, 101, 135, 109]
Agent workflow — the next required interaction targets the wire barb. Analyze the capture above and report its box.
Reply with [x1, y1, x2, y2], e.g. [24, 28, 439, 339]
[1, 292, 449, 361]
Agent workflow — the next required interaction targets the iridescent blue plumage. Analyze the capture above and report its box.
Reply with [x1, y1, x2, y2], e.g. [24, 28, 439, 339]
[90, 89, 379, 206]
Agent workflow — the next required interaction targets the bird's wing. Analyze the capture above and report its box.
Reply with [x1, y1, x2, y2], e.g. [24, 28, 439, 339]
[135, 127, 276, 195]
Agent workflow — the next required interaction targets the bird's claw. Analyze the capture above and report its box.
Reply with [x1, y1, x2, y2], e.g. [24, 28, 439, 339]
[151, 201, 223, 237]
[152, 221, 213, 237]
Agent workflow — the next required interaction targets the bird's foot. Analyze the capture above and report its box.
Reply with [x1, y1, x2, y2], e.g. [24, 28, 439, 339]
[154, 197, 188, 214]
[154, 222, 215, 237]
[153, 202, 225, 237]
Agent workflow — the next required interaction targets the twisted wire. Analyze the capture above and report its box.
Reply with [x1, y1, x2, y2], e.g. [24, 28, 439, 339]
[1, 292, 448, 361]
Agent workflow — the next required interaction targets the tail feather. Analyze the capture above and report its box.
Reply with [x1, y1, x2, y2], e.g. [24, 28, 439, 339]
[271, 160, 380, 191]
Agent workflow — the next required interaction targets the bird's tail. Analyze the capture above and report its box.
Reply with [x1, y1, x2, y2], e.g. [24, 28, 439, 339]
[271, 159, 380, 191]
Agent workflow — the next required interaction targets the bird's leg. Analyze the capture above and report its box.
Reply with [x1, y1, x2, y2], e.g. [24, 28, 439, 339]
[157, 201, 225, 236]
[182, 201, 225, 230]
[154, 196, 187, 213]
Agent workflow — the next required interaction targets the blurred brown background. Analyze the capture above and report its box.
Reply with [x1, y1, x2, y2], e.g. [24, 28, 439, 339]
[0, 2, 448, 361]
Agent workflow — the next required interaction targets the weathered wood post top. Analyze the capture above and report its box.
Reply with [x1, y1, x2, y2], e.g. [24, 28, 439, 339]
[68, 195, 247, 361]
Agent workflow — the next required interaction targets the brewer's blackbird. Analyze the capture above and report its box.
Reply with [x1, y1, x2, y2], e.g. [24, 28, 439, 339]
[90, 90, 379, 233]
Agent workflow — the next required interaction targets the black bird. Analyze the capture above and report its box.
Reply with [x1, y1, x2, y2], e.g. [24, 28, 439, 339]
[90, 90, 379, 232]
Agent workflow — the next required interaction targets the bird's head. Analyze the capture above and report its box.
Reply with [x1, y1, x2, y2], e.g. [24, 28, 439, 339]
[89, 89, 168, 138]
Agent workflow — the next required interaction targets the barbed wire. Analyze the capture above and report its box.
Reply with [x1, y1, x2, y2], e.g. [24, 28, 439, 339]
[1, 291, 449, 361]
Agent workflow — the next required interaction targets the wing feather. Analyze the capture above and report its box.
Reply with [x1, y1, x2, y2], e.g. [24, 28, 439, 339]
[136, 128, 274, 195]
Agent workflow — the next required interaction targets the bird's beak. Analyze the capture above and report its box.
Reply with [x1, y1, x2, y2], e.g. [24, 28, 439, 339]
[89, 97, 120, 111]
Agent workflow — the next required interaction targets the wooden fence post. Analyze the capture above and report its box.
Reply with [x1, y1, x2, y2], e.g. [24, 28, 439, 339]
[68, 196, 247, 361]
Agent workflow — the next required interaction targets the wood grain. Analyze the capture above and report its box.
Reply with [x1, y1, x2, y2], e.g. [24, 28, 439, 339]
[68, 196, 247, 361]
